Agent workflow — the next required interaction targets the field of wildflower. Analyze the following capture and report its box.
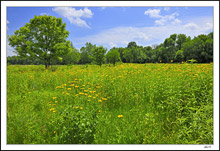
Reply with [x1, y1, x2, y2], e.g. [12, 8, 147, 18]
[7, 63, 213, 144]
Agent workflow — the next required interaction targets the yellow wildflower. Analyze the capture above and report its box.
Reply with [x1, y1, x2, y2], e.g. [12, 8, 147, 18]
[75, 86, 79, 88]
[52, 97, 57, 100]
[93, 97, 96, 99]
[80, 107, 83, 110]
[66, 93, 70, 96]
[55, 101, 58, 103]
[117, 115, 123, 118]
[88, 100, 91, 102]
[84, 90, 88, 92]
[102, 98, 107, 101]
[98, 110, 101, 114]
[52, 121, 54, 123]
[70, 84, 74, 87]
[53, 111, 56, 113]
[75, 94, 79, 97]
[84, 93, 88, 96]
[98, 100, 102, 103]
[79, 92, 84, 95]
[53, 131, 56, 133]
[82, 85, 85, 87]
[75, 107, 79, 109]
[67, 88, 71, 90]
[50, 108, 54, 111]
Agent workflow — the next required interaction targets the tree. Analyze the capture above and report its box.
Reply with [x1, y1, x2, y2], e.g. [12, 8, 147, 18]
[127, 41, 137, 48]
[92, 46, 107, 67]
[106, 48, 120, 66]
[175, 49, 184, 62]
[79, 42, 96, 64]
[62, 43, 80, 65]
[123, 48, 133, 63]
[8, 15, 70, 68]
[176, 34, 187, 50]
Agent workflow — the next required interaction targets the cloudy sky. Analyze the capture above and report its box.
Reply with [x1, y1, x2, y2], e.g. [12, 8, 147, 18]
[7, 7, 213, 56]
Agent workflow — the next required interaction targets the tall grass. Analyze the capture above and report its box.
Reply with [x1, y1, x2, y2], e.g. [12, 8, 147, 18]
[7, 63, 213, 144]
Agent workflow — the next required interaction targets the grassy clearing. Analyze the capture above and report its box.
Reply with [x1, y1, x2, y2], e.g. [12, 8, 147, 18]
[7, 63, 213, 144]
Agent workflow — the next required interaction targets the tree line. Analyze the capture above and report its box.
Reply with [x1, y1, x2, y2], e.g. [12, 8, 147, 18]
[7, 15, 213, 67]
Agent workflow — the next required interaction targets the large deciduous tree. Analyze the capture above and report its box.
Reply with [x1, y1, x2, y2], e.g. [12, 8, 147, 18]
[8, 15, 71, 68]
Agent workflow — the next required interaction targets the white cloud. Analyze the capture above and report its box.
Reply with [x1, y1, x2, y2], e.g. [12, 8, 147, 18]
[109, 42, 117, 48]
[7, 20, 10, 30]
[100, 7, 106, 11]
[52, 7, 93, 28]
[164, 7, 170, 11]
[7, 38, 16, 57]
[40, 13, 48, 16]
[144, 9, 161, 18]
[72, 16, 213, 49]
[144, 9, 181, 26]
[184, 23, 199, 30]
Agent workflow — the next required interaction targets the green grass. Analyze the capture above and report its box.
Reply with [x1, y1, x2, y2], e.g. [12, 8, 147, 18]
[7, 63, 213, 144]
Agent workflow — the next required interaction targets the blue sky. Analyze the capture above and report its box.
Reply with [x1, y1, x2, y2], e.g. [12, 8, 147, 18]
[7, 7, 213, 56]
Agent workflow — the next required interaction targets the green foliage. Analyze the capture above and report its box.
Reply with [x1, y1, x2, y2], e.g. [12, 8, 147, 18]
[51, 106, 97, 144]
[79, 42, 96, 64]
[7, 63, 213, 144]
[92, 46, 107, 67]
[8, 15, 70, 68]
[106, 48, 121, 66]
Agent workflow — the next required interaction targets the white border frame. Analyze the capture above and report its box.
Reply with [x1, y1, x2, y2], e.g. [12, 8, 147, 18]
[1, 1, 219, 150]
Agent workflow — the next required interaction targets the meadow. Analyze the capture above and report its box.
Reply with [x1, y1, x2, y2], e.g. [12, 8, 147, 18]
[7, 63, 213, 144]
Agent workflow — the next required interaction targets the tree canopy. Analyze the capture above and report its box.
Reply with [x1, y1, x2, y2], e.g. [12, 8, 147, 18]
[8, 15, 71, 68]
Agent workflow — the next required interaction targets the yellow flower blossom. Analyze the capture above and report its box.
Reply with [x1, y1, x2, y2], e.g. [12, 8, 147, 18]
[53, 111, 56, 113]
[66, 93, 70, 96]
[98, 110, 101, 114]
[75, 107, 79, 109]
[80, 107, 83, 110]
[84, 90, 88, 92]
[52, 97, 57, 100]
[98, 100, 102, 102]
[53, 131, 56, 133]
[117, 115, 123, 118]
[75, 86, 79, 88]
[88, 100, 91, 102]
[67, 88, 71, 90]
[70, 84, 74, 87]
[55, 101, 58, 103]
[79, 92, 84, 95]
[102, 98, 108, 101]
[50, 108, 54, 111]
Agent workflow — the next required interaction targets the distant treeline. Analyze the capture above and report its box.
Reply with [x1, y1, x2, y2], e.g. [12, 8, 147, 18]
[7, 32, 213, 65]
